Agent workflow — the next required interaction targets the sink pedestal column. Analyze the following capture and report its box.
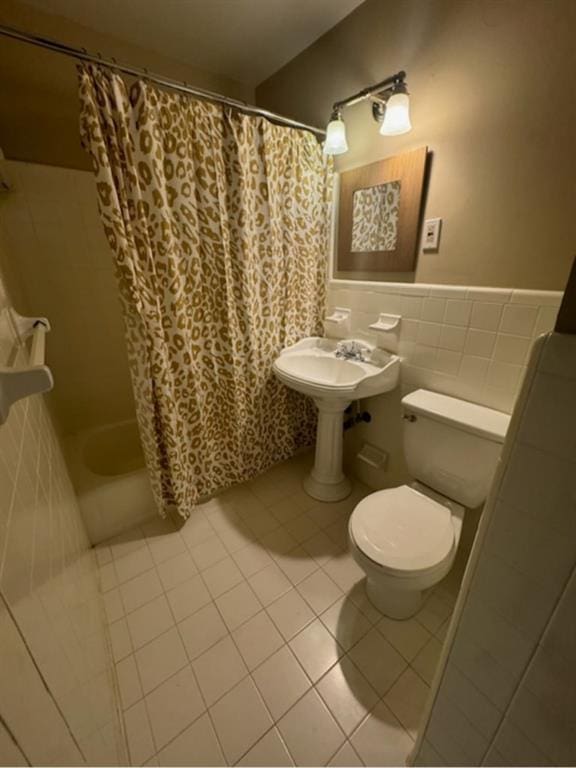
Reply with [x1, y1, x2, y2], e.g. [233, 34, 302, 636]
[303, 398, 352, 502]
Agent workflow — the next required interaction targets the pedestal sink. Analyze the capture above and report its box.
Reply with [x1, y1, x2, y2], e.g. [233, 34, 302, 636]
[273, 337, 400, 502]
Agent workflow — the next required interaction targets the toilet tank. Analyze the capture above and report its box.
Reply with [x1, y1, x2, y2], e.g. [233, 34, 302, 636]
[401, 389, 510, 508]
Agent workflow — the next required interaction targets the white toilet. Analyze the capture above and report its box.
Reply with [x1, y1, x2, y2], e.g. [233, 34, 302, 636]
[349, 389, 510, 619]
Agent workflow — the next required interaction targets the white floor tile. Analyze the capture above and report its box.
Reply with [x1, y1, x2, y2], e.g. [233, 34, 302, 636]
[232, 542, 273, 578]
[215, 581, 261, 630]
[301, 531, 343, 566]
[248, 563, 292, 606]
[378, 615, 432, 662]
[99, 562, 117, 592]
[289, 619, 343, 682]
[323, 555, 365, 593]
[348, 628, 407, 696]
[115, 546, 155, 585]
[297, 569, 343, 615]
[218, 522, 257, 554]
[180, 515, 214, 549]
[189, 535, 228, 572]
[276, 547, 319, 585]
[110, 618, 133, 662]
[202, 558, 244, 598]
[237, 727, 294, 766]
[328, 741, 364, 766]
[103, 588, 125, 623]
[320, 597, 372, 651]
[277, 689, 345, 767]
[192, 636, 248, 706]
[260, 527, 299, 555]
[412, 636, 443, 685]
[127, 595, 175, 650]
[246, 510, 281, 538]
[178, 603, 228, 660]
[316, 657, 379, 735]
[109, 528, 147, 561]
[135, 628, 188, 695]
[417, 593, 454, 634]
[124, 700, 155, 766]
[350, 700, 414, 767]
[384, 667, 430, 739]
[283, 513, 321, 544]
[116, 655, 143, 710]
[269, 496, 306, 524]
[157, 712, 225, 766]
[232, 610, 284, 670]
[120, 568, 164, 614]
[166, 574, 211, 622]
[145, 666, 205, 751]
[209, 677, 273, 764]
[252, 646, 311, 720]
[147, 529, 187, 566]
[157, 551, 198, 591]
[267, 589, 315, 641]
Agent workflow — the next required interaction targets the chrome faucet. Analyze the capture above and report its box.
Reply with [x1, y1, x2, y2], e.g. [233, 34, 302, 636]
[335, 340, 370, 362]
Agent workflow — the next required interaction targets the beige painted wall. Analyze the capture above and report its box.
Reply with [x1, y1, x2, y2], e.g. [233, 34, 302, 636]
[0, 0, 252, 170]
[257, 0, 576, 290]
[0, 160, 134, 434]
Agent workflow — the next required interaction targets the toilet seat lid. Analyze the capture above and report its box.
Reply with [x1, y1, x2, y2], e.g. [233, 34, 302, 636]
[350, 485, 454, 573]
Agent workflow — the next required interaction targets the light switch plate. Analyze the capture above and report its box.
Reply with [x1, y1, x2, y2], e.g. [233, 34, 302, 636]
[423, 217, 442, 251]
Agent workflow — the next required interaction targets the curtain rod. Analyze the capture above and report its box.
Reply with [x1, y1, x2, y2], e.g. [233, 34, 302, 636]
[0, 23, 326, 137]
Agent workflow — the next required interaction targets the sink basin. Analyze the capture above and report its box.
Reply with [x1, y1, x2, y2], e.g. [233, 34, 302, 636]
[273, 337, 400, 401]
[273, 337, 400, 502]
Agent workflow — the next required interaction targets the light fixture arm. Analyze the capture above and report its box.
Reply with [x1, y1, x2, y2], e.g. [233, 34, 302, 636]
[331, 70, 407, 115]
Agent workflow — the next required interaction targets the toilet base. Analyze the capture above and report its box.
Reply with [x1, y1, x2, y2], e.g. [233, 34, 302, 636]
[365, 577, 423, 620]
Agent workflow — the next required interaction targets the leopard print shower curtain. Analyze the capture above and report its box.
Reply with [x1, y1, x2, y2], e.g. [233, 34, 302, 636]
[78, 64, 332, 519]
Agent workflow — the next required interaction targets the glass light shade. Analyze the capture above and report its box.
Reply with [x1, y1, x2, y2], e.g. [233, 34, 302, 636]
[380, 92, 412, 136]
[323, 118, 348, 155]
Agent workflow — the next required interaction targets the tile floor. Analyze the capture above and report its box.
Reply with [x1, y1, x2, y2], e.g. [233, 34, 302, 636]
[96, 452, 460, 766]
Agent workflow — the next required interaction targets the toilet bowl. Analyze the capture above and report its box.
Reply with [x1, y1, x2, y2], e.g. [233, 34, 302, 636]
[349, 482, 464, 618]
[348, 389, 510, 619]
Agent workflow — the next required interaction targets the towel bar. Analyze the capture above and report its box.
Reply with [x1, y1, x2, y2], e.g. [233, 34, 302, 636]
[0, 310, 53, 424]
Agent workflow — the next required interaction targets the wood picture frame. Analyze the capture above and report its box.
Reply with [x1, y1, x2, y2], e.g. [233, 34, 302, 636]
[336, 146, 428, 273]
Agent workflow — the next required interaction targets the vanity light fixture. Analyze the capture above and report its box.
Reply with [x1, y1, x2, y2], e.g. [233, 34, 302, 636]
[323, 109, 348, 155]
[323, 70, 411, 155]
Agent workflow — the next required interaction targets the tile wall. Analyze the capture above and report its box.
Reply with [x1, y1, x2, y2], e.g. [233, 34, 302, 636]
[0, 160, 134, 434]
[327, 280, 563, 489]
[413, 331, 576, 766]
[0, 235, 126, 764]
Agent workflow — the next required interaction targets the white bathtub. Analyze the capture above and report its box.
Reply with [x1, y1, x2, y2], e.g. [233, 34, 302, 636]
[66, 420, 157, 544]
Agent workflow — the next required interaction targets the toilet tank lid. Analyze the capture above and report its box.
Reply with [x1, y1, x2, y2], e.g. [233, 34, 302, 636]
[401, 389, 511, 444]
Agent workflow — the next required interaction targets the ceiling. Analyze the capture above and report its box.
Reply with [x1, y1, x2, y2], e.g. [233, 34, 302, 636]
[21, 0, 366, 87]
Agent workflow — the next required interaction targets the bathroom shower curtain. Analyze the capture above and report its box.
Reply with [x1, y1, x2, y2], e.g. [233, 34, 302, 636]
[78, 64, 332, 519]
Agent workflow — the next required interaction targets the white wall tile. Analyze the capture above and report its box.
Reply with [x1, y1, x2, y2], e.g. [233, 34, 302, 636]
[500, 304, 539, 336]
[414, 331, 576, 767]
[0, 245, 126, 765]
